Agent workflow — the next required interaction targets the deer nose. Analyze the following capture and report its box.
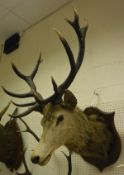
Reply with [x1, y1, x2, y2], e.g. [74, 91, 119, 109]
[31, 155, 40, 164]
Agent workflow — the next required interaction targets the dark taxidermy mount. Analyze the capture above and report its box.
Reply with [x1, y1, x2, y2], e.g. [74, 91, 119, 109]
[0, 102, 23, 171]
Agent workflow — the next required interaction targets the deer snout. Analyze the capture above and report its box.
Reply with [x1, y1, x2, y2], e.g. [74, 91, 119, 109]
[31, 155, 40, 164]
[31, 152, 52, 166]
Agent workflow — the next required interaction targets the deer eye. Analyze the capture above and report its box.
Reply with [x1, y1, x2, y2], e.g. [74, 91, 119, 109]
[56, 115, 64, 126]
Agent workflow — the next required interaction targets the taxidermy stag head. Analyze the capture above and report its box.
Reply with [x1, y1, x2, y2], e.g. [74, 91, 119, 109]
[0, 103, 23, 171]
[2, 9, 121, 171]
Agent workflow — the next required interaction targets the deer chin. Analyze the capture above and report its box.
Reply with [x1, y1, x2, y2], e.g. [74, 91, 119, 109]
[39, 153, 52, 166]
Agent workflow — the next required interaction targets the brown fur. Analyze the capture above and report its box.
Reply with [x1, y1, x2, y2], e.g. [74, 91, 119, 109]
[32, 91, 121, 171]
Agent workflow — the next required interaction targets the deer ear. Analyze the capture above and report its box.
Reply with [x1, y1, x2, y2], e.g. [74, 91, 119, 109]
[63, 90, 77, 110]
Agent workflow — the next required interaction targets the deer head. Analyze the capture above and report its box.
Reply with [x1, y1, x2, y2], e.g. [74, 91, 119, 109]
[2, 9, 121, 171]
[0, 103, 23, 171]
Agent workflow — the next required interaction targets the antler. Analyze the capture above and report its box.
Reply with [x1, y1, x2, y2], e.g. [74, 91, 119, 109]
[2, 54, 43, 102]
[62, 150, 72, 175]
[0, 101, 11, 121]
[19, 118, 40, 142]
[2, 9, 88, 118]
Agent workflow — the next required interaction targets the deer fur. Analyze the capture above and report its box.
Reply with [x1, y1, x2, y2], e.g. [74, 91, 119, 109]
[31, 90, 121, 171]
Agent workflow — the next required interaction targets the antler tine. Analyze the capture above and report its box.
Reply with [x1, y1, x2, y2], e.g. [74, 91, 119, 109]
[19, 118, 40, 141]
[62, 150, 72, 175]
[12, 101, 36, 107]
[12, 57, 40, 91]
[12, 54, 42, 81]
[2, 86, 32, 98]
[51, 77, 62, 102]
[31, 53, 42, 79]
[8, 103, 41, 118]
[45, 10, 87, 103]
[22, 152, 32, 175]
[12, 63, 26, 80]
[3, 55, 43, 103]
[65, 9, 88, 69]
[51, 9, 88, 97]
[0, 101, 11, 121]
[51, 76, 59, 94]
[54, 29, 75, 70]
[67, 9, 88, 68]
[12, 107, 19, 115]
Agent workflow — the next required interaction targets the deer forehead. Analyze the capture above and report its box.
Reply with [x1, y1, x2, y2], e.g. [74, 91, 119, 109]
[41, 103, 73, 126]
[43, 103, 67, 117]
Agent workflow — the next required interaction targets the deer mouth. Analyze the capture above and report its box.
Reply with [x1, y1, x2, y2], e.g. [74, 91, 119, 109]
[39, 153, 52, 166]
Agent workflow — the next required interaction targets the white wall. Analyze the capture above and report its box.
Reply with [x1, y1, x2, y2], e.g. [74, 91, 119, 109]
[0, 0, 124, 174]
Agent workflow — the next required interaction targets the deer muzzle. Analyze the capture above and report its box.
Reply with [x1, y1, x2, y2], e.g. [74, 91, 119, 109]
[31, 153, 52, 165]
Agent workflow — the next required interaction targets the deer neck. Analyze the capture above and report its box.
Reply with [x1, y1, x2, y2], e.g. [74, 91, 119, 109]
[65, 109, 113, 159]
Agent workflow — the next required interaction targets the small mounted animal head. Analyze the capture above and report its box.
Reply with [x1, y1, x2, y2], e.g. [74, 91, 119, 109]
[0, 103, 23, 171]
[2, 9, 121, 171]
